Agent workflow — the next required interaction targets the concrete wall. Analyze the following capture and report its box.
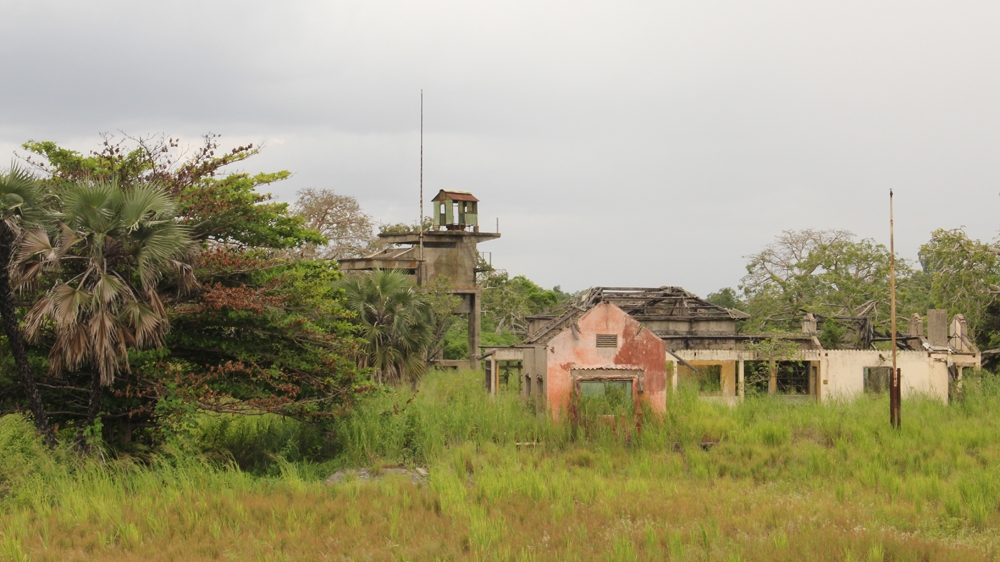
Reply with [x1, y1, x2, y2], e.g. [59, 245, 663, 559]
[671, 348, 953, 403]
[521, 345, 548, 411]
[638, 319, 738, 335]
[544, 303, 667, 419]
[678, 360, 738, 395]
[816, 350, 950, 403]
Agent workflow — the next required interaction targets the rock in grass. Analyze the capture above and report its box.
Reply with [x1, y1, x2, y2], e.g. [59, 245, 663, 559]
[324, 467, 428, 485]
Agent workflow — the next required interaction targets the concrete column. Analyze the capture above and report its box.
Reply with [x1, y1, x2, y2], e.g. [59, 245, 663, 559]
[928, 309, 948, 347]
[670, 359, 678, 391]
[468, 291, 481, 370]
[737, 360, 745, 398]
[490, 357, 498, 395]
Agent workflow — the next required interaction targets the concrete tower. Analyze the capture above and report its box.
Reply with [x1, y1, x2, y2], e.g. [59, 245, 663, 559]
[338, 190, 500, 368]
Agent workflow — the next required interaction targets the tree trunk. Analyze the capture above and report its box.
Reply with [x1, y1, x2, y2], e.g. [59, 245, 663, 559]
[0, 226, 56, 447]
[77, 369, 103, 454]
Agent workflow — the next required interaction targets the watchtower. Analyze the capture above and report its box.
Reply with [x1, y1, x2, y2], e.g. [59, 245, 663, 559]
[338, 189, 500, 369]
[433, 190, 479, 231]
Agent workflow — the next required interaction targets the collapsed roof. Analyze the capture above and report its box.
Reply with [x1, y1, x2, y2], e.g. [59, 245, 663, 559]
[524, 286, 748, 345]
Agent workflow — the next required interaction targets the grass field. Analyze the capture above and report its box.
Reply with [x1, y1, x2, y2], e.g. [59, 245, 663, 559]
[1, 370, 1000, 560]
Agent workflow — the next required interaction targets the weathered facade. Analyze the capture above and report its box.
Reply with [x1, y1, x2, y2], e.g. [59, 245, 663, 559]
[519, 302, 667, 419]
[506, 287, 980, 414]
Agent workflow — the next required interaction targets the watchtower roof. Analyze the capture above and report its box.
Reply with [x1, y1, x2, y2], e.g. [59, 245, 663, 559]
[431, 190, 478, 203]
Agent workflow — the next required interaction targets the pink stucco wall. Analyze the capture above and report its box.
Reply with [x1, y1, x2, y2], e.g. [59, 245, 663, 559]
[545, 303, 667, 419]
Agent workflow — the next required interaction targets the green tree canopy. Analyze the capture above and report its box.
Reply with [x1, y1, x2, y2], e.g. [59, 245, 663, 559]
[740, 229, 903, 333]
[336, 270, 433, 386]
[21, 134, 323, 250]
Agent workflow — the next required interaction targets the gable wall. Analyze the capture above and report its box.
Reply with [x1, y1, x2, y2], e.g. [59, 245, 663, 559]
[545, 303, 667, 419]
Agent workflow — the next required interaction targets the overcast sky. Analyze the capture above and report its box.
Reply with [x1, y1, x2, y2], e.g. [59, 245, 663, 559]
[2, 1, 998, 295]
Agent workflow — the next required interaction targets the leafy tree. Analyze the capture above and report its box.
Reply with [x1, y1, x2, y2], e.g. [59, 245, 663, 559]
[479, 269, 570, 336]
[291, 188, 377, 260]
[706, 287, 744, 311]
[744, 335, 802, 395]
[917, 228, 1000, 347]
[0, 166, 55, 445]
[336, 270, 433, 386]
[421, 277, 461, 362]
[740, 229, 902, 334]
[11, 133, 359, 449]
[440, 269, 570, 360]
[21, 133, 323, 250]
[164, 253, 364, 424]
[17, 180, 194, 449]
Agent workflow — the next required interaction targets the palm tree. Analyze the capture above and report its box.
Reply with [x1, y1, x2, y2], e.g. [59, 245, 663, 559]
[0, 165, 55, 446]
[336, 269, 433, 385]
[16, 180, 194, 449]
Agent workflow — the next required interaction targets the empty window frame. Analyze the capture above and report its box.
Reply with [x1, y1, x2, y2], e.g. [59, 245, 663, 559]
[743, 361, 811, 396]
[775, 362, 810, 395]
[864, 367, 891, 393]
[696, 365, 723, 395]
[577, 379, 634, 416]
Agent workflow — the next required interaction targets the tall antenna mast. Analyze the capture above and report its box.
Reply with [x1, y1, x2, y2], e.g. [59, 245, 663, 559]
[890, 189, 900, 429]
[418, 90, 424, 274]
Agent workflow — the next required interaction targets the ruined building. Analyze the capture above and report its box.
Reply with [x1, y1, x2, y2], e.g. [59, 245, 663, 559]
[339, 190, 499, 368]
[491, 287, 980, 417]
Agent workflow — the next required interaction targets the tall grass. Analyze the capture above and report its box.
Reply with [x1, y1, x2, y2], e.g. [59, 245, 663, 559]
[0, 369, 999, 559]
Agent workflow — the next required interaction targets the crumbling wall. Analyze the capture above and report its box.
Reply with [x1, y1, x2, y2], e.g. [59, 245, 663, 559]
[544, 303, 667, 419]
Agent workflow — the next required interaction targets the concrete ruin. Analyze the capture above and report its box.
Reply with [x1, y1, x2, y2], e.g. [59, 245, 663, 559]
[339, 190, 499, 368]
[491, 287, 980, 415]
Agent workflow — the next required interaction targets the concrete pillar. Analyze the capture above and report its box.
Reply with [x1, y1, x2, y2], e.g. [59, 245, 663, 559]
[737, 360, 745, 398]
[928, 309, 948, 347]
[490, 357, 498, 395]
[802, 313, 817, 335]
[908, 313, 923, 338]
[468, 292, 481, 370]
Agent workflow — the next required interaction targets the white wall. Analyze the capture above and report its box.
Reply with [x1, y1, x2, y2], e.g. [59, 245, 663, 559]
[671, 348, 952, 403]
[818, 350, 949, 403]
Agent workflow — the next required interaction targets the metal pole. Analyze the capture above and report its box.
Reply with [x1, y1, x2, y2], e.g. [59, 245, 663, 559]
[418, 90, 424, 279]
[890, 189, 900, 428]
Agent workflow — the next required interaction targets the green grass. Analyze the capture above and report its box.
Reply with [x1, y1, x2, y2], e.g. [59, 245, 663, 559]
[1, 369, 1000, 559]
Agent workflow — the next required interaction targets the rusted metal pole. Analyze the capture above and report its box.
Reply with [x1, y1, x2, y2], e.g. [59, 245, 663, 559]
[418, 90, 424, 281]
[890, 189, 901, 428]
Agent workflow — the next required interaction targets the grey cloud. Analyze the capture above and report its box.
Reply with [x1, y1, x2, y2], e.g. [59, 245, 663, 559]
[2, 0, 999, 295]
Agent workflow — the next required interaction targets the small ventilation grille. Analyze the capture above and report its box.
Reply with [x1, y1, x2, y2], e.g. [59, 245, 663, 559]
[596, 334, 618, 348]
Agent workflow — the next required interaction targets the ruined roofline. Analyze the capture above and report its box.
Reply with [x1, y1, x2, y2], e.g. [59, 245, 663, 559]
[522, 306, 586, 346]
[523, 286, 749, 345]
[583, 286, 749, 320]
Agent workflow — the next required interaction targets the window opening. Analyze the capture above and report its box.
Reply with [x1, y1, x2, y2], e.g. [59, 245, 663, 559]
[864, 367, 891, 393]
[744, 361, 771, 395]
[696, 365, 723, 395]
[776, 361, 810, 395]
[578, 379, 633, 416]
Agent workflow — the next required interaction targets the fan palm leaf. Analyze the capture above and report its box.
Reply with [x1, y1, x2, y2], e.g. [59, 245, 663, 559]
[336, 269, 433, 385]
[0, 165, 56, 445]
[18, 178, 194, 398]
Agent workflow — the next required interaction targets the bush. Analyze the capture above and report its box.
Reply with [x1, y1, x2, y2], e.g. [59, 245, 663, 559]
[0, 414, 62, 508]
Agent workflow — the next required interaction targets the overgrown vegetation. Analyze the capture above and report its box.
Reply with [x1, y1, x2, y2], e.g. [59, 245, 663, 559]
[1, 370, 1000, 560]
[2, 134, 365, 450]
[5, 132, 1000, 559]
[712, 227, 1000, 357]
